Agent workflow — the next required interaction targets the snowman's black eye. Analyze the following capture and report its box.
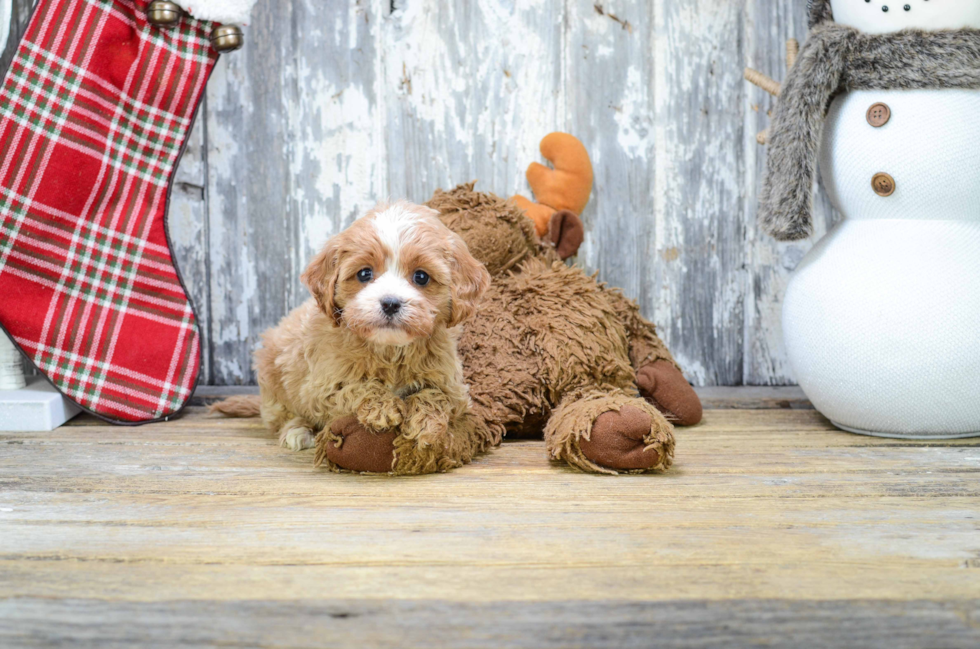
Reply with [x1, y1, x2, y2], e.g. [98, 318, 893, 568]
[413, 270, 430, 287]
[356, 268, 373, 283]
[904, 4, 911, 10]
[882, 5, 889, 11]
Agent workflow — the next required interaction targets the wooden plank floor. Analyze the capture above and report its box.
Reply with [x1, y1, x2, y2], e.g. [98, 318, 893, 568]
[2, 398, 979, 648]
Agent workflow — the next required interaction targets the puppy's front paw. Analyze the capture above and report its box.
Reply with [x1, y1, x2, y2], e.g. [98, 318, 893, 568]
[402, 389, 453, 447]
[406, 413, 449, 448]
[279, 423, 316, 451]
[356, 396, 406, 431]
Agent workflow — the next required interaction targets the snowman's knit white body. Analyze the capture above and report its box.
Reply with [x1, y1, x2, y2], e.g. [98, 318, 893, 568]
[784, 87, 980, 437]
[776, 1, 980, 437]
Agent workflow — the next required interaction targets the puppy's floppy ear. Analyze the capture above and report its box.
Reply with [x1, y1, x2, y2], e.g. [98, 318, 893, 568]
[447, 232, 491, 328]
[301, 236, 344, 326]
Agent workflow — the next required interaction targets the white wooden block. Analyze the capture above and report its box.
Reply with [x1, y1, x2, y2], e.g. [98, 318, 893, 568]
[0, 379, 81, 432]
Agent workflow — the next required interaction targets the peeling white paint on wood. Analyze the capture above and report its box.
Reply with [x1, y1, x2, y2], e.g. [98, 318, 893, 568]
[651, 0, 748, 385]
[742, 0, 838, 385]
[169, 118, 211, 382]
[0, 0, 12, 58]
[166, 0, 821, 386]
[0, 0, 29, 74]
[0, 0, 819, 386]
[383, 0, 564, 203]
[568, 0, 654, 307]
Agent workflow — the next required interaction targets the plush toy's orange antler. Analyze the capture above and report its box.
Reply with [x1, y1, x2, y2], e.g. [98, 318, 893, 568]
[511, 133, 594, 237]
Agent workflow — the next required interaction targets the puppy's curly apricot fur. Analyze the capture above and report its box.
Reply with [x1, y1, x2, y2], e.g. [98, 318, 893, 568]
[214, 201, 492, 475]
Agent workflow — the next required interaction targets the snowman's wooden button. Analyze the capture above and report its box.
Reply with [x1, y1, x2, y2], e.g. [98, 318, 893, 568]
[867, 103, 891, 127]
[872, 173, 896, 197]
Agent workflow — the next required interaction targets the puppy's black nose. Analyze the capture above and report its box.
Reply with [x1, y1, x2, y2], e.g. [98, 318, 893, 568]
[380, 297, 402, 317]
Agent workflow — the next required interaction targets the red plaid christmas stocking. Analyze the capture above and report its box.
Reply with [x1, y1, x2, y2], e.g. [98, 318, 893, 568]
[0, 0, 253, 423]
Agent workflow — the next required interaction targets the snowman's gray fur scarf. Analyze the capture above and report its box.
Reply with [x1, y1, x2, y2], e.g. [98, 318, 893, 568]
[759, 2, 980, 240]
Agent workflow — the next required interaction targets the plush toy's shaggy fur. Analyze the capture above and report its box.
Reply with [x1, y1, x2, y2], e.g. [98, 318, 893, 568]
[759, 2, 980, 240]
[425, 183, 702, 474]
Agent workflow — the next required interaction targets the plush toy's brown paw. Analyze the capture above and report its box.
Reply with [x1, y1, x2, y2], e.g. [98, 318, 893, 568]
[319, 416, 397, 473]
[579, 406, 662, 471]
[636, 360, 703, 426]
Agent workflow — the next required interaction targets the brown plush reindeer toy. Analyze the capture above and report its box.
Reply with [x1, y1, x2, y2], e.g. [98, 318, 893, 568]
[319, 134, 702, 475]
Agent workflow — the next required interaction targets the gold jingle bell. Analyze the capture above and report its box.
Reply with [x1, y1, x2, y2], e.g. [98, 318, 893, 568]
[146, 1, 182, 27]
[210, 25, 244, 53]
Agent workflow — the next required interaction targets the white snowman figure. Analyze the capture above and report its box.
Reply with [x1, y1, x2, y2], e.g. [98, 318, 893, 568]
[752, 0, 980, 438]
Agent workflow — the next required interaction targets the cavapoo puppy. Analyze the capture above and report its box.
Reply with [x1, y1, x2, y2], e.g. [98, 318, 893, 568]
[213, 201, 493, 475]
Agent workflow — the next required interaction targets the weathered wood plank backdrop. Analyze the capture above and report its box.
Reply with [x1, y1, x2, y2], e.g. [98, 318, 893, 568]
[1, 0, 837, 386]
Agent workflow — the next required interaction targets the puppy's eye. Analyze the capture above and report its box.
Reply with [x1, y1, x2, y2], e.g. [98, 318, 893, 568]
[356, 268, 373, 283]
[413, 270, 430, 286]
